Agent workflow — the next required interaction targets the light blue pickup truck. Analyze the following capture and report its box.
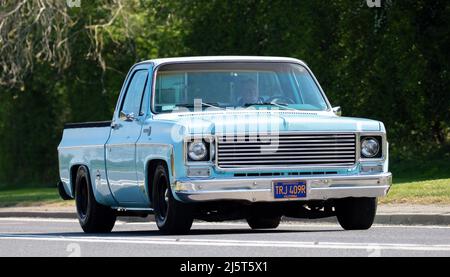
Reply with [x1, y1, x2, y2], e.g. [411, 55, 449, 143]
[57, 56, 392, 234]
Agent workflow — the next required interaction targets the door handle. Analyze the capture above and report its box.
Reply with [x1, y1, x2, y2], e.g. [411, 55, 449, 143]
[143, 127, 152, 136]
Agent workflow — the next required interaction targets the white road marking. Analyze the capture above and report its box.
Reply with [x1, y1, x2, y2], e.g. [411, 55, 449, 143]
[0, 233, 449, 252]
[0, 218, 78, 223]
[0, 217, 449, 252]
[0, 217, 449, 229]
[121, 221, 450, 229]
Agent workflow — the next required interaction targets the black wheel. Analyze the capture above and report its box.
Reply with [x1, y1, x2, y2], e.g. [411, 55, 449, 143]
[335, 197, 377, 230]
[152, 163, 193, 234]
[247, 216, 281, 229]
[75, 166, 116, 233]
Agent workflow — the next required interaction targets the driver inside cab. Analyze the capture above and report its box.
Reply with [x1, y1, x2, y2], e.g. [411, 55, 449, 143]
[238, 79, 264, 106]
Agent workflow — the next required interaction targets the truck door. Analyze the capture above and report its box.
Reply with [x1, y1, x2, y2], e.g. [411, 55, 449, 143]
[105, 66, 150, 206]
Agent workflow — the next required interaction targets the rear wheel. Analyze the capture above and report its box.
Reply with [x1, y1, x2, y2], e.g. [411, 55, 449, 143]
[75, 166, 116, 233]
[247, 215, 281, 229]
[335, 197, 377, 230]
[152, 163, 193, 234]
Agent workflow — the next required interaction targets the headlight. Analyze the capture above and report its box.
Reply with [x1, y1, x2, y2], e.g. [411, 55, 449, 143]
[361, 137, 380, 158]
[188, 141, 208, 161]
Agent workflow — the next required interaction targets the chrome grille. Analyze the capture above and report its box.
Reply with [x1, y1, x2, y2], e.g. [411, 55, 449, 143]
[216, 133, 356, 168]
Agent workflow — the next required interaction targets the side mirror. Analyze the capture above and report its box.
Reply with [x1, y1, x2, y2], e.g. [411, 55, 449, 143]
[120, 111, 136, 122]
[332, 106, 342, 116]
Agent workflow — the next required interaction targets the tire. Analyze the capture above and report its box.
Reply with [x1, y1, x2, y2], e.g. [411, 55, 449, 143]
[152, 163, 193, 234]
[75, 166, 116, 233]
[247, 216, 281, 229]
[335, 197, 377, 230]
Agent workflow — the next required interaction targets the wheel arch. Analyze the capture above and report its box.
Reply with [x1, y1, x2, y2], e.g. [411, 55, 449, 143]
[70, 164, 99, 202]
[145, 159, 171, 208]
[70, 164, 86, 198]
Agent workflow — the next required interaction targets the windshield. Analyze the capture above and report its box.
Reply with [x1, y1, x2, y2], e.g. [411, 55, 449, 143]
[153, 62, 329, 113]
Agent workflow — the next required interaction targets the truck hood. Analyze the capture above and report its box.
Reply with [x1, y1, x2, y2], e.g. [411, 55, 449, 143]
[154, 110, 381, 135]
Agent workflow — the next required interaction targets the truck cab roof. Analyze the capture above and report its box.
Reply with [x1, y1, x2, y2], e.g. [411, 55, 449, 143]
[136, 56, 307, 67]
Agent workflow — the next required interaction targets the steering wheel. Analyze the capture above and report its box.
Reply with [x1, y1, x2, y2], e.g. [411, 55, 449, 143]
[266, 96, 295, 105]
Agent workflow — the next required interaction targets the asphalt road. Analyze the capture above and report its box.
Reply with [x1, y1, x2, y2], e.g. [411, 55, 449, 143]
[0, 217, 449, 257]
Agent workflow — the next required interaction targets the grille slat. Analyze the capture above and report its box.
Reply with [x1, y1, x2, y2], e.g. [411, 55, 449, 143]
[219, 151, 355, 156]
[218, 143, 355, 148]
[219, 155, 356, 160]
[219, 159, 356, 164]
[218, 147, 356, 152]
[217, 133, 356, 168]
[218, 139, 356, 144]
[219, 135, 354, 140]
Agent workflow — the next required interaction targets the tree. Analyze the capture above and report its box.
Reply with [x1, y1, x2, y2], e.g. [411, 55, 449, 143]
[0, 0, 186, 186]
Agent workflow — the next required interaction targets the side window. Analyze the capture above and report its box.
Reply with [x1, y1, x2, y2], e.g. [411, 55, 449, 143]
[155, 73, 185, 105]
[121, 70, 148, 116]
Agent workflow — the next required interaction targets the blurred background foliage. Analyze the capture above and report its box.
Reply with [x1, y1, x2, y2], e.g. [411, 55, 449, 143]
[0, 0, 448, 186]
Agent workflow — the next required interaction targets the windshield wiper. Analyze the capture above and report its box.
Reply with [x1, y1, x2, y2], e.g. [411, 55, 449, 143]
[175, 102, 222, 110]
[243, 102, 297, 111]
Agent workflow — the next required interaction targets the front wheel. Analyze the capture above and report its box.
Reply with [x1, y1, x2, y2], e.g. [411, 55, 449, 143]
[152, 163, 193, 234]
[335, 197, 377, 230]
[75, 166, 116, 233]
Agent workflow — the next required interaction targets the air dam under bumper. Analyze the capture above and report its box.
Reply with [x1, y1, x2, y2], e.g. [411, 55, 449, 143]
[174, 173, 392, 203]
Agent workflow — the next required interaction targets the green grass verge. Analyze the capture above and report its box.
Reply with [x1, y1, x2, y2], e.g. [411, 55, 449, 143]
[381, 178, 450, 204]
[380, 154, 450, 204]
[0, 187, 70, 208]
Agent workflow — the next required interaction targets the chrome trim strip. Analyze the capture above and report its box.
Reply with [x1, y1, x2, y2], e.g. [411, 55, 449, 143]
[217, 139, 356, 144]
[219, 163, 355, 168]
[137, 143, 173, 148]
[112, 207, 154, 212]
[218, 159, 356, 164]
[58, 144, 105, 150]
[219, 151, 355, 156]
[219, 134, 356, 139]
[107, 143, 136, 148]
[218, 147, 356, 152]
[218, 143, 356, 147]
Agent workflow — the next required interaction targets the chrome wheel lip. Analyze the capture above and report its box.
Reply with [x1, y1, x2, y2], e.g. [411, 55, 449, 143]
[164, 189, 169, 204]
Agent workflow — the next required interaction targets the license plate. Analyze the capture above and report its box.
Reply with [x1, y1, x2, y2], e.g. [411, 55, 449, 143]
[273, 181, 307, 199]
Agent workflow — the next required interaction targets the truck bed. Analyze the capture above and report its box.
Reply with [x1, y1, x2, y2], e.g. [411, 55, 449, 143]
[57, 121, 114, 204]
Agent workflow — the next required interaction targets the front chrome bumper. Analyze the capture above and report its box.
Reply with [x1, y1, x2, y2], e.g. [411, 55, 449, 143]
[174, 172, 392, 203]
